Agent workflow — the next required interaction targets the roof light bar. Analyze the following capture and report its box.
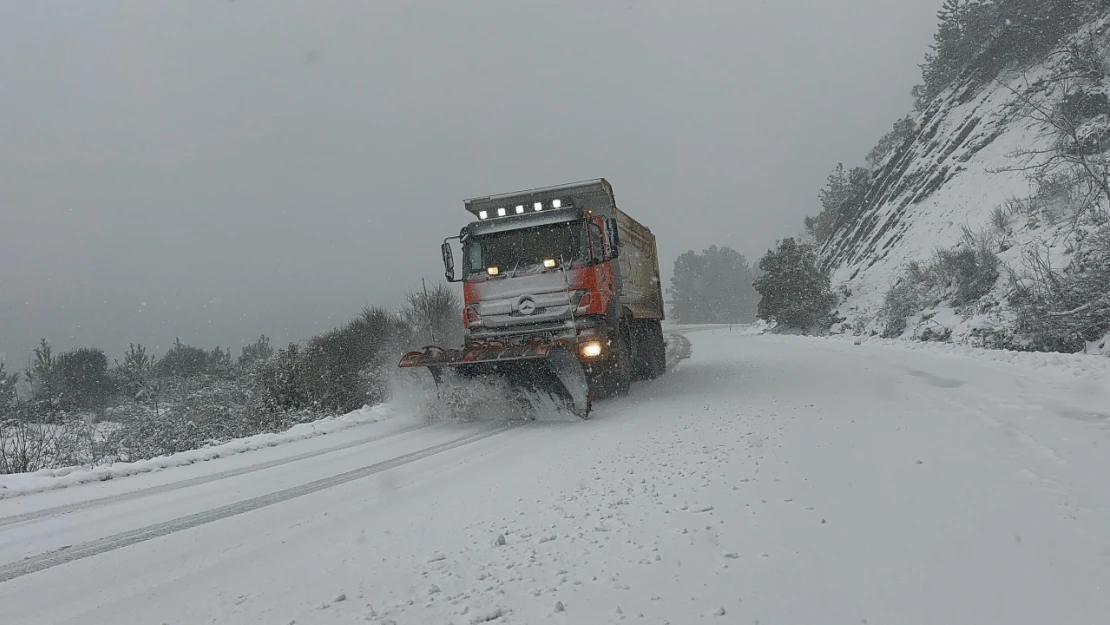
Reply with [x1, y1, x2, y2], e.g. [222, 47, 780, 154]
[552, 199, 562, 208]
[515, 205, 524, 214]
[497, 207, 507, 217]
[478, 210, 488, 219]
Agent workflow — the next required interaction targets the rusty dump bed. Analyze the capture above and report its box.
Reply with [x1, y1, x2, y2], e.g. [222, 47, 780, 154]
[463, 178, 664, 321]
[612, 205, 664, 321]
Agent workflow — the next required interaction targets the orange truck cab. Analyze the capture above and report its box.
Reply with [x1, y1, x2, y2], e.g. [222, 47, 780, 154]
[405, 178, 666, 412]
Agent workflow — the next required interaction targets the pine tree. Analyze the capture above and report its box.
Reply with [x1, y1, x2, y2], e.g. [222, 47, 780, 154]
[0, 363, 18, 413]
[115, 343, 154, 399]
[753, 238, 836, 330]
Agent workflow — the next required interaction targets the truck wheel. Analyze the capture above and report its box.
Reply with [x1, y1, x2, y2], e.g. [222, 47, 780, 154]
[643, 320, 665, 379]
[613, 321, 633, 397]
[629, 320, 647, 381]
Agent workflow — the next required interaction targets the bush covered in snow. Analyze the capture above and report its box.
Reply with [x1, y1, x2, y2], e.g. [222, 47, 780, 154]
[1009, 228, 1110, 352]
[1, 281, 461, 474]
[881, 241, 1001, 338]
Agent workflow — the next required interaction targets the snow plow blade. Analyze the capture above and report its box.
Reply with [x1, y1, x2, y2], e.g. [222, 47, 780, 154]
[399, 339, 591, 418]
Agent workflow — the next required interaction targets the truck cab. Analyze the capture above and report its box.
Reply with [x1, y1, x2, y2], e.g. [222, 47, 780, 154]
[439, 179, 666, 395]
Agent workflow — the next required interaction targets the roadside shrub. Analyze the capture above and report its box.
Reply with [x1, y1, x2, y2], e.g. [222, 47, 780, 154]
[934, 245, 1000, 305]
[253, 307, 411, 417]
[0, 416, 119, 474]
[1011, 229, 1110, 352]
[880, 241, 1001, 338]
[114, 377, 253, 459]
[401, 282, 463, 348]
[881, 277, 926, 338]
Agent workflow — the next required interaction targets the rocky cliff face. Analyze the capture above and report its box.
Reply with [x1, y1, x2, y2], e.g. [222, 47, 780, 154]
[820, 13, 1110, 356]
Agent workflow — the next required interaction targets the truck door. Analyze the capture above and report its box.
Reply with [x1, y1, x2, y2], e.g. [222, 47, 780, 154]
[588, 219, 614, 299]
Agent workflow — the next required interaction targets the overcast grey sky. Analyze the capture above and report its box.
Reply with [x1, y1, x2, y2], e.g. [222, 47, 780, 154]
[1, 0, 941, 365]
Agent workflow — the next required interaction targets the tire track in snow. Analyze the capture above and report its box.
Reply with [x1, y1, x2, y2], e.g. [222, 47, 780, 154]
[0, 422, 435, 528]
[0, 423, 518, 584]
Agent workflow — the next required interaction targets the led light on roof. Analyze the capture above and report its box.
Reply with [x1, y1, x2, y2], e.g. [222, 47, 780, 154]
[534, 202, 543, 211]
[478, 210, 488, 219]
[497, 207, 507, 217]
[515, 205, 524, 214]
[552, 199, 562, 208]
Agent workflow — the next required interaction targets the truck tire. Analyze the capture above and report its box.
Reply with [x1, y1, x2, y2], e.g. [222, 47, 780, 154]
[649, 320, 666, 378]
[613, 320, 633, 396]
[635, 319, 666, 380]
[630, 319, 661, 381]
[584, 320, 632, 399]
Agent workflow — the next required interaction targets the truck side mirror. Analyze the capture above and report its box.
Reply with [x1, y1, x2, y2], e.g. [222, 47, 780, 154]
[608, 218, 621, 259]
[441, 240, 457, 282]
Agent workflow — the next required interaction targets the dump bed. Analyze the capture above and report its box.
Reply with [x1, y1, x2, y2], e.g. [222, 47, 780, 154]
[612, 205, 664, 321]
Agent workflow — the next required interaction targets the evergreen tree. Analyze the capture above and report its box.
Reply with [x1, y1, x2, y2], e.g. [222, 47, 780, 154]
[0, 363, 18, 414]
[207, 346, 234, 377]
[753, 238, 836, 330]
[155, 338, 209, 378]
[239, 335, 275, 369]
[805, 164, 873, 244]
[55, 346, 112, 411]
[115, 343, 154, 399]
[25, 338, 63, 420]
[668, 245, 759, 324]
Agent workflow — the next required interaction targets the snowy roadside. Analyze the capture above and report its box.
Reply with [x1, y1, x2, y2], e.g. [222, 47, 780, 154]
[720, 319, 1110, 387]
[810, 331, 1110, 387]
[0, 404, 395, 499]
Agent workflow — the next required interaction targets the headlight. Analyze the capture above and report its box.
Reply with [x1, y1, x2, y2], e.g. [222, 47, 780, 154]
[487, 266, 499, 276]
[580, 340, 603, 358]
[543, 258, 556, 268]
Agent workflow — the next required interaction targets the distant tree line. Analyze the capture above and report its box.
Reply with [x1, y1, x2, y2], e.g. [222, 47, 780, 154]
[0, 282, 462, 475]
[915, 0, 1108, 108]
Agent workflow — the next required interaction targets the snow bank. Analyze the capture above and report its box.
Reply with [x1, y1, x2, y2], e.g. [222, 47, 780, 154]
[771, 332, 1110, 388]
[0, 404, 394, 499]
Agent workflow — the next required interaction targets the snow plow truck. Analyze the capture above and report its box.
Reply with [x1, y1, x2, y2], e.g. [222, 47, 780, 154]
[398, 178, 666, 418]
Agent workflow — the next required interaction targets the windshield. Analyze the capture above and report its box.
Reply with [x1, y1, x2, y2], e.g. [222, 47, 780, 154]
[463, 221, 585, 277]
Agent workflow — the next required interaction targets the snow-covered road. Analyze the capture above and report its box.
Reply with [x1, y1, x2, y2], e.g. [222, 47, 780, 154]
[2, 327, 1108, 624]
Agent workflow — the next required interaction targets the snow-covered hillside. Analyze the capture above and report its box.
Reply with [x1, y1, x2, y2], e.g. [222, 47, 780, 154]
[822, 11, 1110, 356]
